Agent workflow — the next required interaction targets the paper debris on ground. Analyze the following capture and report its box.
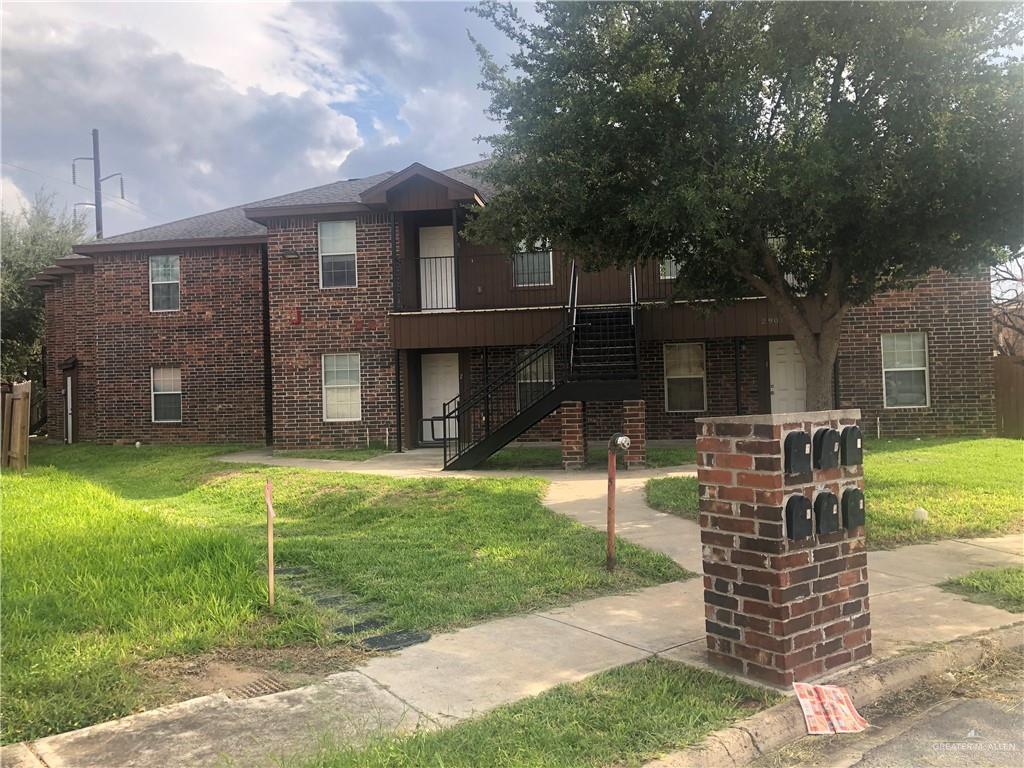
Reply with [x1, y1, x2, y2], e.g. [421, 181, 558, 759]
[794, 682, 870, 734]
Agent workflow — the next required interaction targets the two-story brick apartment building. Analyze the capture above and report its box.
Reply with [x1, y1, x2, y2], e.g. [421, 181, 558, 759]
[31, 160, 995, 468]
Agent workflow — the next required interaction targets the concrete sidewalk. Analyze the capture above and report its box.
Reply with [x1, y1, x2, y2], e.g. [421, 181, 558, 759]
[6, 451, 1021, 768]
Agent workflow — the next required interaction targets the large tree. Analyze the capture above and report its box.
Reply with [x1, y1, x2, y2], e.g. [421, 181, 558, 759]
[1, 192, 87, 382]
[467, 1, 1023, 408]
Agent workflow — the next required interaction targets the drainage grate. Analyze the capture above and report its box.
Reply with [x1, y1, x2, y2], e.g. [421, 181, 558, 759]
[226, 676, 290, 700]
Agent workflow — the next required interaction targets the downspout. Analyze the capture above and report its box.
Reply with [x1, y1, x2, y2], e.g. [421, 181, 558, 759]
[260, 243, 274, 446]
[391, 212, 403, 453]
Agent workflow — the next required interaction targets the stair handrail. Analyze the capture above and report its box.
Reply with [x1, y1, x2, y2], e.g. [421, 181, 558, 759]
[629, 262, 640, 373]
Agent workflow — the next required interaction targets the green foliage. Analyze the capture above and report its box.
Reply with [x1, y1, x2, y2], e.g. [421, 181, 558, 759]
[295, 658, 779, 768]
[2, 443, 687, 742]
[469, 2, 1022, 300]
[943, 567, 1024, 613]
[1, 192, 87, 381]
[645, 438, 1024, 547]
[467, 2, 1023, 405]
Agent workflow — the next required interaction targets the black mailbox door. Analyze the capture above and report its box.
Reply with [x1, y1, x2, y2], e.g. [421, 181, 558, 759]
[786, 495, 813, 540]
[814, 428, 841, 469]
[842, 488, 866, 529]
[785, 431, 812, 475]
[815, 492, 840, 534]
[841, 426, 863, 466]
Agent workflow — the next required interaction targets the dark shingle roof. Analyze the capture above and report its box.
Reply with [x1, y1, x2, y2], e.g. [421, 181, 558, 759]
[441, 159, 496, 199]
[95, 204, 266, 245]
[80, 161, 493, 249]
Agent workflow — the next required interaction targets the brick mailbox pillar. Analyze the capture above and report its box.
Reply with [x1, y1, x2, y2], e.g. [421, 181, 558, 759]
[696, 410, 870, 686]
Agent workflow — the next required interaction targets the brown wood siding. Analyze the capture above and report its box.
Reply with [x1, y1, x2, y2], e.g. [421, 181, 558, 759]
[637, 300, 784, 340]
[391, 308, 564, 349]
[386, 175, 456, 212]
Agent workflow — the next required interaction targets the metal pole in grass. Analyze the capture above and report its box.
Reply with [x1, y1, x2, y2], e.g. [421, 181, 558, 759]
[264, 480, 275, 608]
[606, 433, 631, 572]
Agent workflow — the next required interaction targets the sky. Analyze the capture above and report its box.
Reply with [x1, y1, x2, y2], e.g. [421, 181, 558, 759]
[1, 1, 526, 238]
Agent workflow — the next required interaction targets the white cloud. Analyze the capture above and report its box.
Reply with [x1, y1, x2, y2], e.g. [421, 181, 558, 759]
[1, 177, 29, 214]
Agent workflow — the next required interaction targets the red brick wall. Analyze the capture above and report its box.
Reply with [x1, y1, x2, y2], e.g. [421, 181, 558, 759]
[93, 245, 266, 443]
[267, 214, 396, 449]
[837, 270, 995, 436]
[44, 245, 266, 444]
[697, 411, 870, 686]
[44, 269, 97, 442]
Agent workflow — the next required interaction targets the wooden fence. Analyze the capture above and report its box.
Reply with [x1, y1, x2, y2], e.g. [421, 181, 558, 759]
[2, 380, 32, 470]
[994, 356, 1024, 439]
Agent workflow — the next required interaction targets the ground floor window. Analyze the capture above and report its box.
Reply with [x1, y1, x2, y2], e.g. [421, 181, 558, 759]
[323, 353, 361, 421]
[151, 367, 182, 422]
[516, 348, 555, 408]
[882, 332, 929, 407]
[664, 342, 706, 412]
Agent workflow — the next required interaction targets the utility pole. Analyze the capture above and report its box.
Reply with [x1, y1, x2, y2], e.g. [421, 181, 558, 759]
[72, 128, 125, 240]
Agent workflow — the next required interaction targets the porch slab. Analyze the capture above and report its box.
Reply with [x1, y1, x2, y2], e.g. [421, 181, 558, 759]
[538, 580, 705, 653]
[30, 673, 424, 768]
[358, 614, 648, 722]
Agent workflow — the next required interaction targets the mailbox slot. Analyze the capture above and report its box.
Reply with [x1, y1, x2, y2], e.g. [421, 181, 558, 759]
[841, 426, 863, 466]
[784, 431, 812, 475]
[814, 492, 840, 534]
[785, 495, 813, 540]
[842, 488, 866, 529]
[813, 428, 841, 469]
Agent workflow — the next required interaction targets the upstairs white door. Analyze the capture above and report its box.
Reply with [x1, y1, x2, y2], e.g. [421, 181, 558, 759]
[421, 353, 460, 443]
[769, 340, 807, 413]
[419, 226, 456, 311]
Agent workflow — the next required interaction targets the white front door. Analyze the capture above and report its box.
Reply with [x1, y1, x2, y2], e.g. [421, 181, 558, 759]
[419, 226, 456, 311]
[769, 340, 807, 413]
[421, 353, 460, 443]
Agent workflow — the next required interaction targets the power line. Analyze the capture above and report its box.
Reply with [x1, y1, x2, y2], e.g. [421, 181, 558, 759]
[1, 159, 144, 215]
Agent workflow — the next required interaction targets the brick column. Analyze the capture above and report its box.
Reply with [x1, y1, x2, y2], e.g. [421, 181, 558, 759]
[560, 401, 586, 470]
[622, 399, 646, 468]
[696, 410, 870, 686]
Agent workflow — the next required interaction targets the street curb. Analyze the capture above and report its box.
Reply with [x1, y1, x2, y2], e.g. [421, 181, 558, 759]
[644, 623, 1024, 768]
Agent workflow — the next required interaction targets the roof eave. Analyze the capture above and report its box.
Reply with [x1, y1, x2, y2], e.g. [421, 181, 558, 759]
[74, 234, 268, 255]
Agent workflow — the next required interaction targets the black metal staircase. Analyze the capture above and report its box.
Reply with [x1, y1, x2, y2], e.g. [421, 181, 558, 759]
[442, 264, 641, 470]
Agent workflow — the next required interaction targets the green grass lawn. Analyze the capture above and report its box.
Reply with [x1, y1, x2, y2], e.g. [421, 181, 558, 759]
[942, 567, 1024, 613]
[481, 442, 696, 470]
[644, 438, 1024, 548]
[2, 443, 686, 744]
[293, 658, 780, 768]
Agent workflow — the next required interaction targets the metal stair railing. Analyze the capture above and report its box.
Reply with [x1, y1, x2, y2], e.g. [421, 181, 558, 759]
[441, 262, 580, 468]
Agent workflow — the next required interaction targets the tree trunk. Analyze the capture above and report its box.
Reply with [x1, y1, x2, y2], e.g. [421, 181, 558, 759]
[796, 336, 838, 411]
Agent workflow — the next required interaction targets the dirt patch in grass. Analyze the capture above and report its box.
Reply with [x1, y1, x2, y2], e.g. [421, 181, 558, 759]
[141, 643, 368, 701]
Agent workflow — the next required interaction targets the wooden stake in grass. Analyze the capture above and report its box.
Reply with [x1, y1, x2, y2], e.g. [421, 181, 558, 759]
[264, 480, 275, 608]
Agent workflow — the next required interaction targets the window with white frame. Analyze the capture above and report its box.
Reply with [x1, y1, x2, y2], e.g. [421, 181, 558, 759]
[881, 333, 929, 408]
[149, 254, 180, 311]
[659, 259, 679, 280]
[322, 353, 361, 421]
[319, 221, 357, 288]
[512, 240, 553, 287]
[664, 342, 706, 412]
[151, 367, 182, 422]
[516, 348, 555, 408]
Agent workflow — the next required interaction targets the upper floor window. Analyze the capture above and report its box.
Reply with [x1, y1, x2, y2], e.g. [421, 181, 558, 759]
[664, 342, 706, 412]
[319, 221, 357, 288]
[151, 366, 182, 422]
[150, 255, 180, 311]
[516, 348, 555, 408]
[659, 259, 679, 280]
[322, 353, 361, 421]
[513, 241, 553, 287]
[882, 333, 929, 408]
